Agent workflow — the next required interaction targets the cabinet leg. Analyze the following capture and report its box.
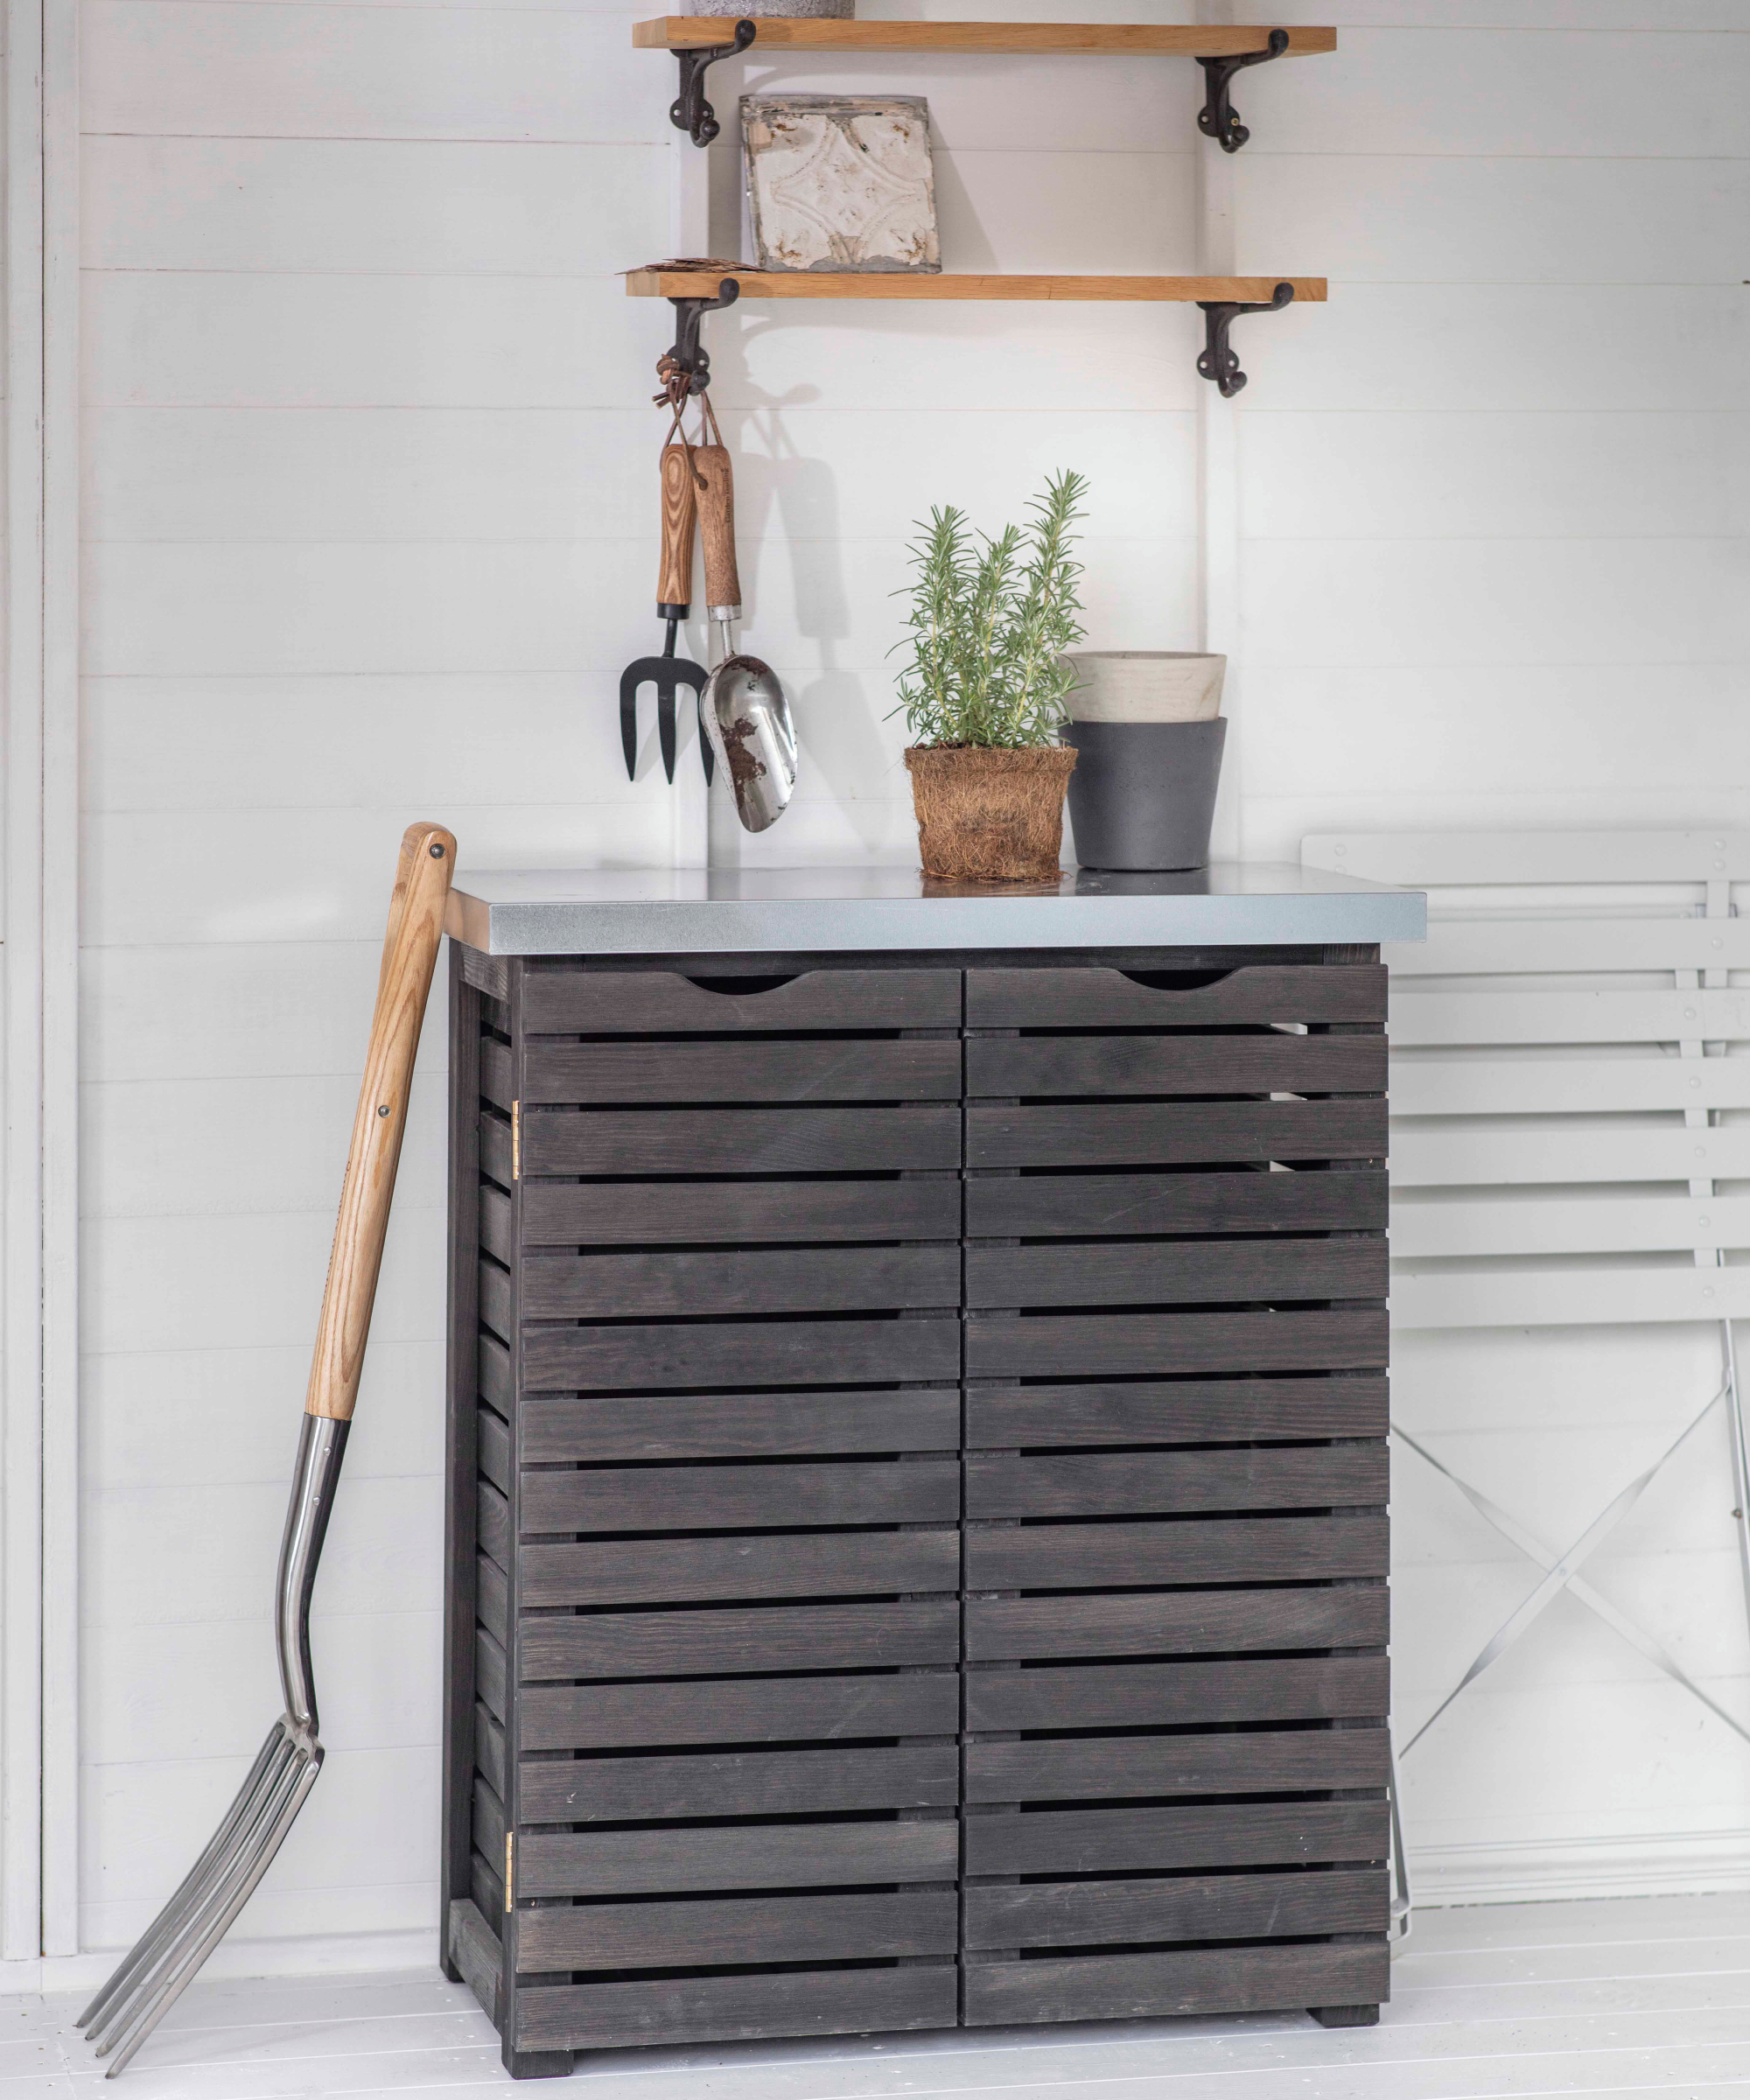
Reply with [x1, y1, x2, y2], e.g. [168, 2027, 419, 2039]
[500, 2035, 574, 2079]
[1310, 2004, 1380, 2029]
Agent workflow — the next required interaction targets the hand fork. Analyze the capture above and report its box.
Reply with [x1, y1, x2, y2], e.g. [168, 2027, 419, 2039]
[78, 820, 457, 2076]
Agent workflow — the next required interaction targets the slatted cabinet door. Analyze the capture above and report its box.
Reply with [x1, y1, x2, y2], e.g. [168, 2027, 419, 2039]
[465, 962, 964, 2071]
[960, 962, 1393, 2030]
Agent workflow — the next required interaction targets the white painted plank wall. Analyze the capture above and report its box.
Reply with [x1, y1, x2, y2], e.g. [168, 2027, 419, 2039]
[76, 0, 1204, 1956]
[75, 0, 1750, 1962]
[1230, 2, 1750, 1902]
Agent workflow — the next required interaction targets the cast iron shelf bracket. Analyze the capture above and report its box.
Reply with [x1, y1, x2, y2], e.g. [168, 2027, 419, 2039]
[1196, 28, 1289, 152]
[1195, 281, 1292, 397]
[670, 18, 757, 147]
[665, 279, 741, 395]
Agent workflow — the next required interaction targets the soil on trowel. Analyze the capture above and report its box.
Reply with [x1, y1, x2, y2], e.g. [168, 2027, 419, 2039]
[724, 717, 767, 791]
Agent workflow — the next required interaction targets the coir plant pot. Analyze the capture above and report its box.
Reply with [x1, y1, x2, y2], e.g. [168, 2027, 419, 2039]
[1063, 718, 1227, 872]
[905, 745, 1077, 882]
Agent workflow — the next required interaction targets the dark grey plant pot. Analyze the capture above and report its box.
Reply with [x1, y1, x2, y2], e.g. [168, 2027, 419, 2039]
[1063, 718, 1228, 872]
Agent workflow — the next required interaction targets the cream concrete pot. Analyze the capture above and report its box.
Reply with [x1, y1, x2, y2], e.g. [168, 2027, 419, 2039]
[1060, 651, 1226, 724]
[682, 0, 851, 14]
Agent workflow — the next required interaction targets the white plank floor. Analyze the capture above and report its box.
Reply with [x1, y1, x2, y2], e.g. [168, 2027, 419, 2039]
[9, 1895, 1750, 2100]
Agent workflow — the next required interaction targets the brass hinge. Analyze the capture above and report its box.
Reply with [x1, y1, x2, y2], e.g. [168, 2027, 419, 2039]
[511, 1100, 521, 1181]
[505, 1830, 514, 1911]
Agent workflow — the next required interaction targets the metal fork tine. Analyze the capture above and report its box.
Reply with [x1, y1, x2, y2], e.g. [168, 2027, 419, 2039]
[101, 1747, 321, 2080]
[79, 1726, 284, 2034]
[87, 1733, 299, 2052]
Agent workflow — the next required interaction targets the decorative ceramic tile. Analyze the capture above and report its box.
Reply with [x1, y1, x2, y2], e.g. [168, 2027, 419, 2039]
[742, 95, 940, 274]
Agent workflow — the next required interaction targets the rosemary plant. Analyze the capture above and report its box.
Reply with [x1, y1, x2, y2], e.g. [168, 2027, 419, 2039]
[892, 471, 1089, 748]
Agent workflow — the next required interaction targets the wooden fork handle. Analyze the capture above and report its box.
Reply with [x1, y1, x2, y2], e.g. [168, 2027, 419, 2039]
[694, 444, 741, 615]
[305, 822, 456, 1421]
[657, 444, 697, 612]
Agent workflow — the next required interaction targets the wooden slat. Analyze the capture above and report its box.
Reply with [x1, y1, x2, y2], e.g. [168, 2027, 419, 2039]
[522, 967, 958, 1034]
[965, 1446, 1387, 1520]
[965, 1655, 1390, 1732]
[474, 1704, 507, 1802]
[1390, 1122, 1750, 1188]
[634, 19, 1338, 57]
[966, 1238, 1387, 1310]
[1391, 1193, 1750, 1259]
[447, 1897, 500, 2027]
[524, 1104, 961, 1176]
[520, 1457, 960, 1534]
[965, 1585, 1386, 1661]
[521, 1670, 959, 1752]
[962, 1941, 1385, 2028]
[967, 1168, 1386, 1240]
[1392, 1261, 1750, 1329]
[479, 1185, 511, 1264]
[1428, 1059, 1750, 1126]
[966, 1376, 1387, 1447]
[520, 1599, 959, 1683]
[522, 1528, 959, 1607]
[477, 1408, 510, 1493]
[1390, 1054, 1750, 1117]
[965, 1727, 1391, 1803]
[480, 1110, 514, 1188]
[522, 1388, 960, 1462]
[1392, 915, 1750, 977]
[523, 1244, 960, 1320]
[1305, 828, 1750, 887]
[964, 1308, 1390, 1380]
[628, 270, 1328, 304]
[969, 1099, 1386, 1170]
[967, 964, 1383, 1030]
[478, 1334, 510, 1414]
[472, 1775, 504, 1865]
[517, 1745, 958, 1824]
[965, 1867, 1387, 1952]
[514, 1963, 957, 2054]
[522, 1178, 961, 1248]
[476, 1555, 508, 1644]
[475, 1629, 507, 1722]
[964, 1800, 1387, 1877]
[477, 1259, 510, 1340]
[480, 1037, 513, 1111]
[518, 1817, 959, 1898]
[1391, 986, 1750, 1048]
[525, 1038, 961, 1107]
[968, 1034, 1384, 1100]
[476, 1479, 510, 1571]
[523, 1313, 960, 1393]
[965, 1515, 1389, 1592]
[517, 1888, 957, 1974]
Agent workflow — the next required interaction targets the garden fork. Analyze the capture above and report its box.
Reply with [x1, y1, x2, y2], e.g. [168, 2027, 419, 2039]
[79, 820, 456, 2076]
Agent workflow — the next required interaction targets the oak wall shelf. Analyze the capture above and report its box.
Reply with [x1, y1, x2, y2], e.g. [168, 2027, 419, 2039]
[628, 271, 1324, 396]
[626, 270, 1326, 304]
[638, 16, 1336, 150]
[632, 18, 1335, 56]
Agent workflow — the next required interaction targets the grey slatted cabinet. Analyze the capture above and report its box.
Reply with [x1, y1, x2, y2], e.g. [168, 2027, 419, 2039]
[443, 946, 1391, 2076]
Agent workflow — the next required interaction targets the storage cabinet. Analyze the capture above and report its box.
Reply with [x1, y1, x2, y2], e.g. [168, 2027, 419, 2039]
[444, 944, 1391, 2075]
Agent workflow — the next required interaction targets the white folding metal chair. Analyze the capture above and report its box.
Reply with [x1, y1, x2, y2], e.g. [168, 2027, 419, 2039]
[1302, 830, 1750, 1920]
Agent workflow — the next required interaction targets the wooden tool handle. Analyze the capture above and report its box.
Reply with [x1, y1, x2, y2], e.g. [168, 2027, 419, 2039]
[305, 822, 456, 1422]
[657, 444, 697, 610]
[694, 444, 741, 612]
